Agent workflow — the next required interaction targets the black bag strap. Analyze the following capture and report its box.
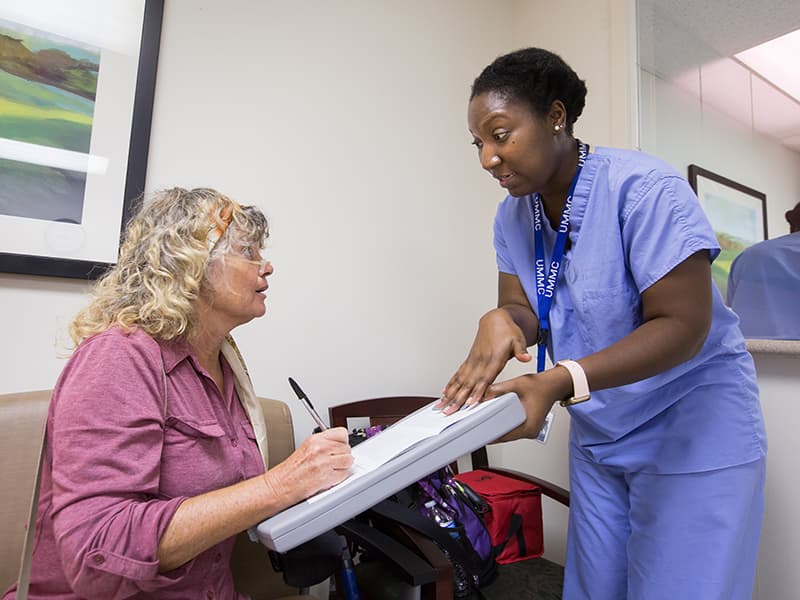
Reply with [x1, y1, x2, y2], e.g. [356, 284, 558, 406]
[369, 498, 485, 578]
[269, 530, 344, 588]
[492, 512, 525, 557]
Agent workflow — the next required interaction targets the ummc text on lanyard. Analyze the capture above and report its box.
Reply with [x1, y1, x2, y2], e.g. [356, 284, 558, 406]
[530, 140, 588, 373]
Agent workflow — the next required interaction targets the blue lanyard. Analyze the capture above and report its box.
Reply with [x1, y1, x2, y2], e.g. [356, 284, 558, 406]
[532, 141, 588, 373]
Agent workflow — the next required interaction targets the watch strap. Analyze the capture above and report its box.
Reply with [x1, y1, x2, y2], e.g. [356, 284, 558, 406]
[555, 359, 591, 406]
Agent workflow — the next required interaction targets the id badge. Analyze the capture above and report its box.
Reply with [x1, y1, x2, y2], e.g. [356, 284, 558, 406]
[534, 409, 555, 444]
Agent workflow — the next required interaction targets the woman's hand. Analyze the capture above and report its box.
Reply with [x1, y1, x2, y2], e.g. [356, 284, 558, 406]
[439, 307, 532, 413]
[158, 428, 352, 572]
[263, 427, 353, 505]
[485, 366, 571, 441]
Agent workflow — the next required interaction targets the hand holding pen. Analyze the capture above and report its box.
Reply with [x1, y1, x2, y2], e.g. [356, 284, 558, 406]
[268, 377, 352, 496]
[267, 405, 352, 497]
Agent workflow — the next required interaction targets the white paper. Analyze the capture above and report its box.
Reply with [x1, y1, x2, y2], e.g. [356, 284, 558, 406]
[308, 399, 496, 503]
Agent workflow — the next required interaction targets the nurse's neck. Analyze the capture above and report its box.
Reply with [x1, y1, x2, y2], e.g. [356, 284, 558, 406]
[539, 137, 580, 230]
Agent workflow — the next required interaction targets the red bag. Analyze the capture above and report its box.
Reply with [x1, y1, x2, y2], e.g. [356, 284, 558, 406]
[455, 469, 544, 564]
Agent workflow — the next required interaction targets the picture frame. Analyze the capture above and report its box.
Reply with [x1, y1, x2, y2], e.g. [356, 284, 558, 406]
[688, 164, 768, 299]
[0, 0, 164, 279]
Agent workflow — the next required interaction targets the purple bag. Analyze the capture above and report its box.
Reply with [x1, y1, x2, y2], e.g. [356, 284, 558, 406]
[362, 425, 493, 562]
[417, 468, 494, 561]
[360, 427, 498, 595]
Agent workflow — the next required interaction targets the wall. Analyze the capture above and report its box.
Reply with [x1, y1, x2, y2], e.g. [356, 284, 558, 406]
[512, 0, 639, 150]
[0, 275, 91, 392]
[0, 0, 635, 568]
[752, 352, 800, 600]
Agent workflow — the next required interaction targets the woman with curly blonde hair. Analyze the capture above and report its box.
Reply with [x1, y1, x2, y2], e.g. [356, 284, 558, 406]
[4, 188, 353, 600]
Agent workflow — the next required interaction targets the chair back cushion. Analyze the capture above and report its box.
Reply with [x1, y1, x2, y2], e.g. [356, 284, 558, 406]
[232, 397, 306, 599]
[0, 390, 51, 592]
[258, 397, 295, 469]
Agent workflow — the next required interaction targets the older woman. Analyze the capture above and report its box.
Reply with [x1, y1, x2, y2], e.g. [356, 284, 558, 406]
[441, 48, 766, 599]
[4, 188, 352, 599]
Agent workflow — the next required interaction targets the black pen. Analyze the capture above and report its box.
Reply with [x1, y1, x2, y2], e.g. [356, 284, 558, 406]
[288, 377, 328, 431]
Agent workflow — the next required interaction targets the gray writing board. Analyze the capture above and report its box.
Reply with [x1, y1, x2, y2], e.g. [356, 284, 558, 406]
[255, 392, 525, 552]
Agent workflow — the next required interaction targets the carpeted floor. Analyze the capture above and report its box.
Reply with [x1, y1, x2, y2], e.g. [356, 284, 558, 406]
[353, 553, 564, 599]
[479, 557, 564, 600]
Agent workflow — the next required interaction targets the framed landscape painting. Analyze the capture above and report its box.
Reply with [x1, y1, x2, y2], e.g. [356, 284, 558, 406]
[0, 0, 163, 279]
[688, 164, 767, 300]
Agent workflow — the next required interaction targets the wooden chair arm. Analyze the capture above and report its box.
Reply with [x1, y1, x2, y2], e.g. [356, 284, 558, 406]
[388, 524, 455, 600]
[365, 513, 455, 599]
[336, 519, 439, 587]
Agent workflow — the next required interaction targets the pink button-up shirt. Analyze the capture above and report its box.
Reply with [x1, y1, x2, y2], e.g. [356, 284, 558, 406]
[4, 328, 266, 599]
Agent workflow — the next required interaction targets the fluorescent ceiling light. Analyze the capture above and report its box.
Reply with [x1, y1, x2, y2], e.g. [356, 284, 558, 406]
[735, 28, 800, 102]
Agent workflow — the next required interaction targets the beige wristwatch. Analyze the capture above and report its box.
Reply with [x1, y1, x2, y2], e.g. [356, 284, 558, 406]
[555, 359, 591, 407]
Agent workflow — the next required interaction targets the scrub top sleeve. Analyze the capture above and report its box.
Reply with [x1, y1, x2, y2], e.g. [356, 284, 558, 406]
[493, 209, 517, 275]
[622, 175, 720, 292]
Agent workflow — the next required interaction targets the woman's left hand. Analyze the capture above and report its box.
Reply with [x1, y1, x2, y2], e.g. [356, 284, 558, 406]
[484, 367, 571, 441]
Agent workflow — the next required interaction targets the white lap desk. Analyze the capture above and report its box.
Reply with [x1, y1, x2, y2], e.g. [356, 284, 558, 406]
[255, 393, 525, 552]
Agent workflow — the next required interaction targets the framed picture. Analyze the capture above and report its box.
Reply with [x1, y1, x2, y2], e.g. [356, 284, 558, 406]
[0, 0, 163, 279]
[688, 164, 767, 299]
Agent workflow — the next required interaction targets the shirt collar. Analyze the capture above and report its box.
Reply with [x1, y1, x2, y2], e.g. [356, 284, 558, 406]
[157, 336, 193, 373]
[568, 148, 601, 239]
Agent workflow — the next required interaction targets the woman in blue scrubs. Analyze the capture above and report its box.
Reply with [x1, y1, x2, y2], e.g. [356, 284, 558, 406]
[439, 48, 766, 599]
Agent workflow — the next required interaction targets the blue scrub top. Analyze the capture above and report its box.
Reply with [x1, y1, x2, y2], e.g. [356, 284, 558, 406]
[494, 147, 766, 474]
[727, 233, 800, 339]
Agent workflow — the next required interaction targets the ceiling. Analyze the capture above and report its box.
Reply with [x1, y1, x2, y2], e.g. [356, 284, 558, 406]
[638, 0, 800, 153]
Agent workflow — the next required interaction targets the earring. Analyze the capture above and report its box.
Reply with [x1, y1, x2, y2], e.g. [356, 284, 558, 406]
[554, 124, 562, 132]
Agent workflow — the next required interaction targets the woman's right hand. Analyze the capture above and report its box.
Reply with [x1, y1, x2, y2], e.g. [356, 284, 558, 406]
[157, 428, 352, 571]
[262, 427, 353, 505]
[439, 307, 531, 413]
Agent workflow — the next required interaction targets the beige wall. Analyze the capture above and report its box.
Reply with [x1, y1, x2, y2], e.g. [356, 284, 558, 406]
[511, 0, 638, 149]
[752, 352, 800, 600]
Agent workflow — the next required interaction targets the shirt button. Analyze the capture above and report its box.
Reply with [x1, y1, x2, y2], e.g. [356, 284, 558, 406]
[92, 554, 105, 565]
[230, 438, 238, 447]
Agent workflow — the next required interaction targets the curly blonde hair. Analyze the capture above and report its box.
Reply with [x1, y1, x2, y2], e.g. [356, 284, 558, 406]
[69, 187, 269, 345]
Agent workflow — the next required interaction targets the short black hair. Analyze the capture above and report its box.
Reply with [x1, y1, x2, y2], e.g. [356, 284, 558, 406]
[786, 201, 800, 233]
[470, 48, 587, 135]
